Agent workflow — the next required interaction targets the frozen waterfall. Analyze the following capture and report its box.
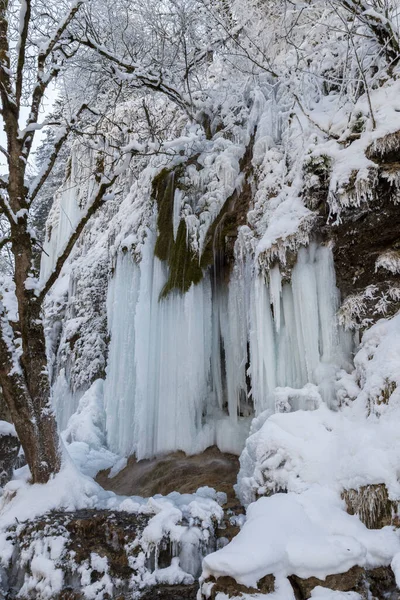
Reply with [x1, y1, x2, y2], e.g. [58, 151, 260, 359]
[41, 161, 352, 460]
[103, 239, 352, 459]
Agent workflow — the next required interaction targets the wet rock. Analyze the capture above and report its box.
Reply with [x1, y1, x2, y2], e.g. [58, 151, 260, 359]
[96, 446, 239, 505]
[2, 505, 222, 600]
[366, 131, 400, 167]
[366, 566, 398, 599]
[96, 446, 245, 547]
[291, 566, 398, 599]
[202, 574, 275, 599]
[56, 584, 199, 600]
[320, 173, 400, 327]
[4, 510, 150, 599]
[200, 566, 399, 600]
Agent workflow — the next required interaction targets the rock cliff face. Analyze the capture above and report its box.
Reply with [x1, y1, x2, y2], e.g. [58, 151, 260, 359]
[321, 139, 400, 329]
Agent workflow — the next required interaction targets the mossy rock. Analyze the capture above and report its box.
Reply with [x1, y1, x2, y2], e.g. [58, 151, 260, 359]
[152, 137, 255, 298]
[153, 165, 204, 298]
[303, 153, 331, 212]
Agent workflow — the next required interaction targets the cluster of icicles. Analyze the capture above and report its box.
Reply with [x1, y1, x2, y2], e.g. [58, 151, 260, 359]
[103, 236, 352, 459]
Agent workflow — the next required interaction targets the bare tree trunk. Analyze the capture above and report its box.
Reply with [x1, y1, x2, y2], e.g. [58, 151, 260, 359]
[0, 352, 61, 484]
[0, 215, 61, 483]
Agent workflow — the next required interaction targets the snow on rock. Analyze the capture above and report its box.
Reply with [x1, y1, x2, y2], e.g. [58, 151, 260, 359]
[237, 312, 400, 506]
[255, 196, 316, 267]
[0, 456, 225, 597]
[310, 590, 362, 600]
[375, 250, 400, 275]
[141, 557, 194, 587]
[353, 312, 400, 412]
[202, 487, 400, 587]
[390, 552, 400, 589]
[235, 399, 400, 506]
[201, 312, 400, 593]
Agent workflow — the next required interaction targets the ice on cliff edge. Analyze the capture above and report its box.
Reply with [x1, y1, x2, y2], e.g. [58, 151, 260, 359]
[39, 80, 359, 462]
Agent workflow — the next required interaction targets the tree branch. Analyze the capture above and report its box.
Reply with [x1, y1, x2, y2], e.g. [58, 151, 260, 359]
[0, 1, 17, 126]
[339, 0, 400, 66]
[15, 0, 31, 109]
[0, 236, 11, 250]
[28, 104, 88, 205]
[22, 1, 84, 159]
[292, 92, 340, 140]
[78, 35, 193, 118]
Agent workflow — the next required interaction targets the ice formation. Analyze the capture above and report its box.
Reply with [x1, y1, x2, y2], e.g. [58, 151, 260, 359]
[40, 145, 94, 283]
[38, 82, 358, 463]
[102, 236, 352, 459]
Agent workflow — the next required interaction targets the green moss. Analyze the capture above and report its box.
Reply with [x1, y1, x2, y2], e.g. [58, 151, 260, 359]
[200, 199, 245, 272]
[160, 220, 203, 298]
[153, 166, 204, 298]
[152, 138, 254, 298]
[201, 138, 254, 277]
[153, 169, 173, 262]
[351, 111, 366, 135]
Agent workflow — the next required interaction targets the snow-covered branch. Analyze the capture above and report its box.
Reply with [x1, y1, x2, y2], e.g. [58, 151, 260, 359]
[28, 104, 89, 205]
[339, 0, 400, 66]
[78, 35, 193, 117]
[22, 1, 84, 159]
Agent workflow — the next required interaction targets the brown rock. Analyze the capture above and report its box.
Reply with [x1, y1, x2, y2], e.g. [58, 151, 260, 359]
[290, 566, 365, 599]
[342, 483, 396, 529]
[0, 427, 20, 486]
[203, 574, 275, 599]
[96, 446, 240, 507]
[366, 131, 400, 167]
[139, 584, 198, 599]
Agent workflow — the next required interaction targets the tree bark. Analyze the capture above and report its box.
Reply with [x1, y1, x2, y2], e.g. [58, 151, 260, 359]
[0, 215, 61, 483]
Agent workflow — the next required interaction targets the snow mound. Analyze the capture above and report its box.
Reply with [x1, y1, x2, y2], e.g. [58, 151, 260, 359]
[202, 487, 399, 587]
[0, 421, 17, 438]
